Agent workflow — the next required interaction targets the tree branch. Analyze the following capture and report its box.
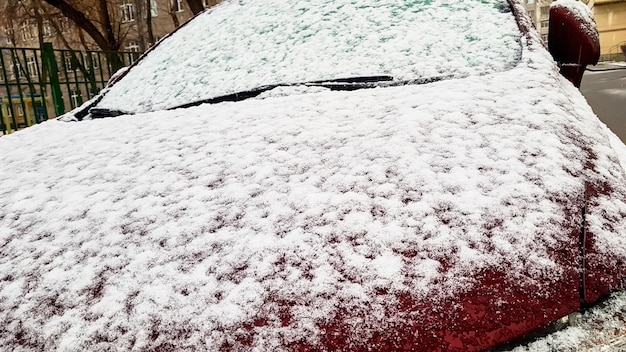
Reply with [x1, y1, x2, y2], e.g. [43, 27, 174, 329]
[42, 0, 117, 51]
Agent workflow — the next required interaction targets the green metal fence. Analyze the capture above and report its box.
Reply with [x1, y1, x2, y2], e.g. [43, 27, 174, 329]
[0, 44, 139, 135]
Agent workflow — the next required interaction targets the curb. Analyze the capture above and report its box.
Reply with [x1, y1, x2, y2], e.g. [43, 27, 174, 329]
[587, 63, 626, 72]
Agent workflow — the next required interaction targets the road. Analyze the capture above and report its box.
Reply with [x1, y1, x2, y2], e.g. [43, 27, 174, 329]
[580, 65, 626, 143]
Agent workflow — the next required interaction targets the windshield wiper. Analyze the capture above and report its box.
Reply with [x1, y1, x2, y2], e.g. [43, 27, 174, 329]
[305, 75, 394, 86]
[169, 75, 395, 110]
[86, 75, 449, 118]
[88, 107, 131, 119]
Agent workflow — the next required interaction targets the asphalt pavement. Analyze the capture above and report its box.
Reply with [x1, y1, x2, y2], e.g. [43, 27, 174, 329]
[580, 63, 626, 143]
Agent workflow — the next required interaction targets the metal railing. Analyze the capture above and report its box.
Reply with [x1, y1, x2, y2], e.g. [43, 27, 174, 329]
[0, 44, 140, 135]
[600, 41, 626, 63]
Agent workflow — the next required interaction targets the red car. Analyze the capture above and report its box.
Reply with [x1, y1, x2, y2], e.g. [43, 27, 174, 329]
[1, 0, 625, 350]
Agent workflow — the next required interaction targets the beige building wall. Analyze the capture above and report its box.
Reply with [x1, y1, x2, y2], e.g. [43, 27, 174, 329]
[588, 0, 626, 57]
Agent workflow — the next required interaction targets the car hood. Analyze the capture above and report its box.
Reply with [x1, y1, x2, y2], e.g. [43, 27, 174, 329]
[2, 42, 626, 351]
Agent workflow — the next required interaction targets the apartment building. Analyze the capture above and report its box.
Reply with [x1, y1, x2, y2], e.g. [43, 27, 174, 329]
[523, 0, 556, 44]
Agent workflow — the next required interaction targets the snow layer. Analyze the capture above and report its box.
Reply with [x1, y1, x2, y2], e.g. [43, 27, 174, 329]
[96, 0, 522, 113]
[1, 0, 626, 351]
[3, 61, 626, 351]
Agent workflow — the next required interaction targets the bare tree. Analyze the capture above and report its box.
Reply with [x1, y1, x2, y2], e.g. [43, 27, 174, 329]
[145, 0, 155, 46]
[42, 0, 119, 51]
[1, 0, 83, 50]
[41, 0, 130, 69]
[169, 0, 181, 28]
[0, 2, 18, 46]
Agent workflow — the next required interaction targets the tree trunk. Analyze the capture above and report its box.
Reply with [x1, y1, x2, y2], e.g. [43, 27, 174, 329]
[186, 0, 204, 15]
[169, 3, 181, 28]
[146, 0, 155, 46]
[33, 0, 45, 46]
[97, 0, 118, 51]
[135, 0, 147, 51]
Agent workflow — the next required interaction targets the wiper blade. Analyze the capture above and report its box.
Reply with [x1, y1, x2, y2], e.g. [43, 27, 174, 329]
[303, 75, 395, 91]
[306, 75, 394, 85]
[168, 75, 395, 111]
[62, 89, 130, 120]
[88, 75, 449, 117]
[173, 84, 278, 110]
[89, 108, 129, 119]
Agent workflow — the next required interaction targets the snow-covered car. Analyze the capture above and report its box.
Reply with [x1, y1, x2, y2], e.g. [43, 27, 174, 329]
[1, 0, 626, 351]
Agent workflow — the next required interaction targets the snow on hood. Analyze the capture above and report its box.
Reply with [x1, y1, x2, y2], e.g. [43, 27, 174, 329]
[2, 32, 626, 349]
[94, 0, 522, 113]
[2, 1, 626, 351]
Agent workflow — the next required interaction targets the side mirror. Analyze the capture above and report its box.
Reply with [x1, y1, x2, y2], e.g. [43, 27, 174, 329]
[548, 1, 600, 88]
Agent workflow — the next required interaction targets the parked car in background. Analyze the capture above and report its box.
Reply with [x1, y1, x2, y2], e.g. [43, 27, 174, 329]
[1, 0, 625, 351]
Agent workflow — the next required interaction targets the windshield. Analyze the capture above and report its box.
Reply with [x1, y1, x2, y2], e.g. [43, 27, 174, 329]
[95, 0, 522, 114]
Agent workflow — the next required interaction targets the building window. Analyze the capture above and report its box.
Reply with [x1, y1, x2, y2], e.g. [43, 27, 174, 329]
[64, 53, 74, 70]
[59, 18, 70, 32]
[527, 10, 535, 19]
[16, 104, 24, 117]
[121, 1, 136, 22]
[541, 34, 548, 43]
[11, 63, 24, 79]
[540, 20, 549, 29]
[125, 40, 140, 52]
[26, 56, 38, 77]
[42, 21, 52, 37]
[70, 90, 82, 108]
[4, 27, 14, 45]
[171, 0, 184, 12]
[142, 0, 159, 18]
[20, 23, 34, 41]
[84, 52, 100, 70]
[540, 6, 549, 17]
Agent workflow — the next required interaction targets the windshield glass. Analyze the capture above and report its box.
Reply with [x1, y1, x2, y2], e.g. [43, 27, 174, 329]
[96, 0, 522, 113]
